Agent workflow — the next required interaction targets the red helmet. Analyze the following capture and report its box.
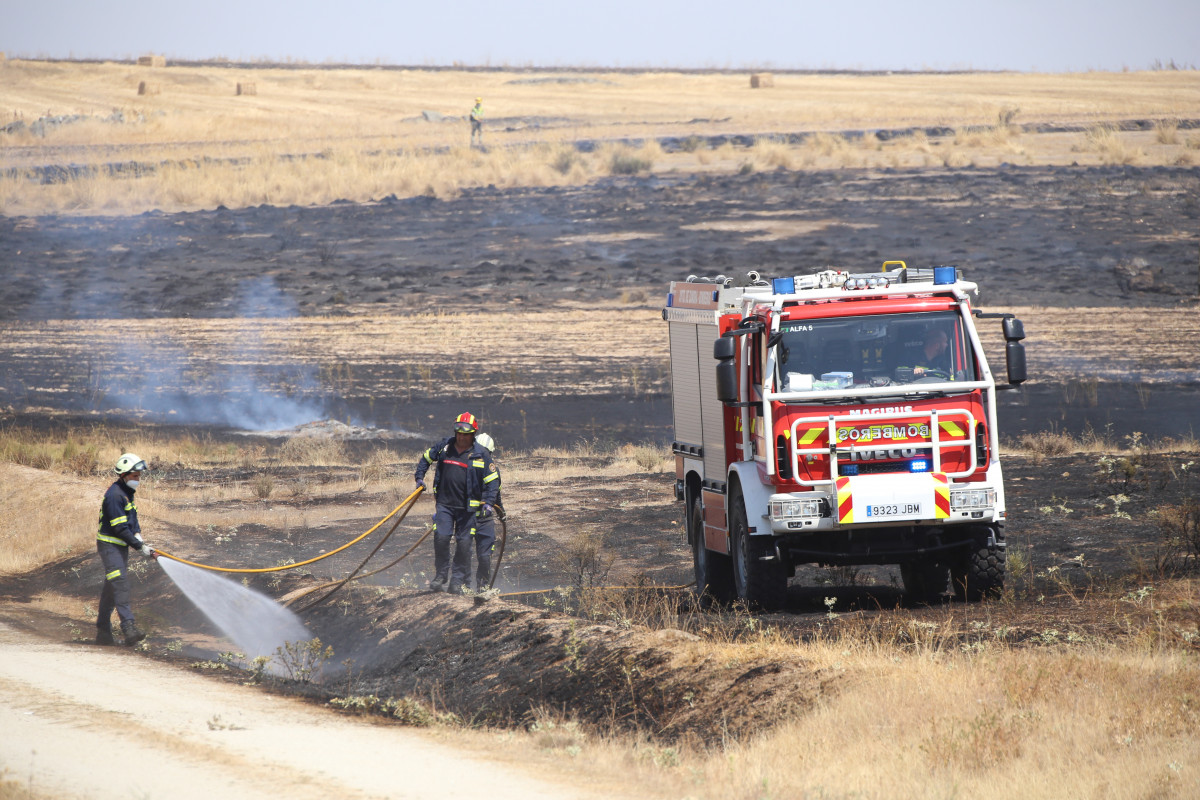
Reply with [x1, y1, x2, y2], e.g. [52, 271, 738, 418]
[453, 412, 478, 433]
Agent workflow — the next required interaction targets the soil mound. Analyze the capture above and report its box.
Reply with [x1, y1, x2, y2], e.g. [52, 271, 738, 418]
[299, 587, 830, 743]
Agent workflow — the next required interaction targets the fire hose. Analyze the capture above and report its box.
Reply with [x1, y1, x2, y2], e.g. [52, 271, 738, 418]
[153, 485, 426, 573]
[288, 506, 509, 609]
[154, 481, 689, 606]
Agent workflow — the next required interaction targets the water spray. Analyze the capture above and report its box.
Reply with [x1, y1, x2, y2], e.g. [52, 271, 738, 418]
[148, 487, 424, 672]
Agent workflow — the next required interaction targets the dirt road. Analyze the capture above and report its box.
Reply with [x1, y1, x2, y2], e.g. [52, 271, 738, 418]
[0, 622, 611, 800]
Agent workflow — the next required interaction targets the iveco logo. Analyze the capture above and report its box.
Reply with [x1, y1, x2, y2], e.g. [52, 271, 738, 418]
[849, 448, 924, 462]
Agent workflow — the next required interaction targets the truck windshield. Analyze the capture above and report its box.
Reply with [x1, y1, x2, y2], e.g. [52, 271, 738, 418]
[773, 310, 977, 392]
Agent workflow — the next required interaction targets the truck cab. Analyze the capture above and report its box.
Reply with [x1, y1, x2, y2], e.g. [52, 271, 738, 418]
[664, 264, 1027, 608]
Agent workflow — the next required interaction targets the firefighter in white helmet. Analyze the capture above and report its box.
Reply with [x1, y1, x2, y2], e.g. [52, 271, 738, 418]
[95, 453, 156, 645]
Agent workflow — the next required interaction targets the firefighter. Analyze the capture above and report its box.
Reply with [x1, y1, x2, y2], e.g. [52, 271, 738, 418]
[469, 97, 483, 145]
[95, 453, 156, 646]
[911, 329, 949, 377]
[414, 412, 499, 594]
[472, 432, 505, 591]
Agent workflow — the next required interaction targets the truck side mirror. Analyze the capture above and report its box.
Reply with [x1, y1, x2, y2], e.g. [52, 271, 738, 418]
[1006, 341, 1027, 385]
[1003, 318, 1025, 341]
[713, 336, 737, 361]
[714, 335, 738, 402]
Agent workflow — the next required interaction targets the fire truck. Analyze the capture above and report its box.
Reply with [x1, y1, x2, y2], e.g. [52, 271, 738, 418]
[663, 262, 1027, 608]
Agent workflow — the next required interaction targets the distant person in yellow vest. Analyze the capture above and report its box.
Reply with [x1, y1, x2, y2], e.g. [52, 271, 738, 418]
[469, 97, 483, 145]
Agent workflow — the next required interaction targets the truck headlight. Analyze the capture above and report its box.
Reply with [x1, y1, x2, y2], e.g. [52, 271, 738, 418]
[950, 488, 996, 510]
[770, 498, 823, 519]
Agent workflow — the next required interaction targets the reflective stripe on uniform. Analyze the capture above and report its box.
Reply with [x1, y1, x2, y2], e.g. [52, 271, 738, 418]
[469, 499, 481, 507]
[471, 459, 484, 468]
[105, 568, 122, 581]
[97, 533, 127, 545]
[423, 449, 435, 463]
[483, 472, 499, 484]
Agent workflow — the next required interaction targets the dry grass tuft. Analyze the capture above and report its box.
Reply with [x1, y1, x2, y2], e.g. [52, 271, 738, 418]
[278, 436, 349, 466]
[1085, 125, 1144, 165]
[749, 137, 797, 169]
[1155, 118, 1180, 144]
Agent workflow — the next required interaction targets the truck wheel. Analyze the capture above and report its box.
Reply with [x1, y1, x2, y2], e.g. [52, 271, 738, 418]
[952, 535, 1006, 601]
[729, 489, 787, 610]
[691, 496, 734, 605]
[900, 560, 950, 604]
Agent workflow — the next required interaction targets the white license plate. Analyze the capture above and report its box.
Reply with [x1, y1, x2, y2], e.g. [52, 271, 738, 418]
[865, 502, 923, 519]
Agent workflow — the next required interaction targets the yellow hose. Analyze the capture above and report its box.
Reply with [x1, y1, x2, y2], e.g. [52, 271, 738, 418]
[154, 486, 425, 573]
[499, 582, 694, 598]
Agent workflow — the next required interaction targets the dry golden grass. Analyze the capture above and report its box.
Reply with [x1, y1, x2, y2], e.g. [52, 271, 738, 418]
[2, 61, 1198, 215]
[457, 622, 1200, 800]
[0, 463, 107, 574]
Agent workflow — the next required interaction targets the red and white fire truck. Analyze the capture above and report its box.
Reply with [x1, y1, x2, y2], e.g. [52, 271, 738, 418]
[664, 263, 1027, 607]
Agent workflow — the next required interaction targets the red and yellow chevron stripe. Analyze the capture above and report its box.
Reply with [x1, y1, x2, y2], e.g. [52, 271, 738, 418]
[938, 419, 967, 439]
[836, 476, 853, 524]
[796, 426, 825, 446]
[932, 472, 951, 519]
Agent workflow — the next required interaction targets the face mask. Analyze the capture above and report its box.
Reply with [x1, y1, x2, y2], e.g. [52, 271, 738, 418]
[125, 479, 140, 489]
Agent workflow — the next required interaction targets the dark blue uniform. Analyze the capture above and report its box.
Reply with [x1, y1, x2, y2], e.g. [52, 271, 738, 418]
[415, 437, 500, 591]
[96, 480, 142, 634]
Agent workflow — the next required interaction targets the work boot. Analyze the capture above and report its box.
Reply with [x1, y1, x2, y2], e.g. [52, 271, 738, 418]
[95, 626, 116, 646]
[428, 577, 448, 593]
[447, 582, 463, 595]
[120, 620, 146, 646]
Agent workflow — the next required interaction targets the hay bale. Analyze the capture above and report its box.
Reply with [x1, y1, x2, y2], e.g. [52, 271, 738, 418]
[236, 82, 257, 96]
[137, 81, 161, 96]
[137, 55, 166, 67]
[750, 73, 774, 89]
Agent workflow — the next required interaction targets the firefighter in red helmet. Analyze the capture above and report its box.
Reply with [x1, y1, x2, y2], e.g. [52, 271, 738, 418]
[414, 412, 500, 593]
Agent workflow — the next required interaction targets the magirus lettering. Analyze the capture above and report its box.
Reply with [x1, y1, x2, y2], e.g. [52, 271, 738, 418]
[847, 405, 914, 416]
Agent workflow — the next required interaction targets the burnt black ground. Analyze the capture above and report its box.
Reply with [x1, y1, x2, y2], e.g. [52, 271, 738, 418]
[3, 161, 1198, 448]
[2, 165, 1197, 321]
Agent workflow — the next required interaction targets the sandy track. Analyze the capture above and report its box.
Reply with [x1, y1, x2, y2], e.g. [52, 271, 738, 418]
[0, 622, 608, 800]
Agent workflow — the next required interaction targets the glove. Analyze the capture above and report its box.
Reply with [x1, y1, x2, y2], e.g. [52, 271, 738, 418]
[479, 504, 493, 518]
[139, 544, 156, 558]
[415, 480, 426, 491]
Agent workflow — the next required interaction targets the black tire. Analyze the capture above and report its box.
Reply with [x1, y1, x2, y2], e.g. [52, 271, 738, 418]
[690, 496, 734, 605]
[953, 538, 1006, 601]
[900, 560, 950, 604]
[729, 489, 788, 610]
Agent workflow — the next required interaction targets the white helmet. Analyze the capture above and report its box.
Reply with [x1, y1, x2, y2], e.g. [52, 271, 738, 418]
[475, 433, 495, 452]
[114, 453, 147, 475]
